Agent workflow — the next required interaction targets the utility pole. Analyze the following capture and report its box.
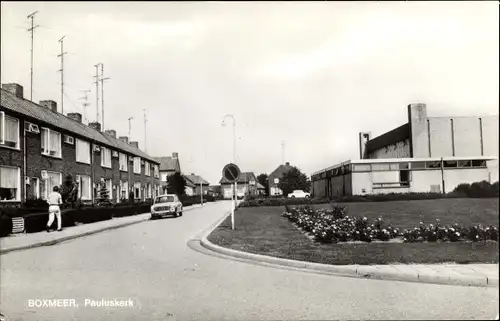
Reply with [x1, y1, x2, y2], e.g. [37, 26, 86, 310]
[99, 64, 110, 130]
[93, 64, 100, 123]
[57, 36, 67, 114]
[79, 90, 91, 124]
[281, 140, 285, 164]
[143, 109, 147, 153]
[27, 11, 39, 101]
[128, 117, 133, 138]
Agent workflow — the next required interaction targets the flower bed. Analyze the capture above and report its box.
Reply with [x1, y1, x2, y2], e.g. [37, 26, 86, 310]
[282, 205, 498, 244]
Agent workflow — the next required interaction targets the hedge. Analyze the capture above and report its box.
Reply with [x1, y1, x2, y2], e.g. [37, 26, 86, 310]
[0, 195, 222, 235]
[238, 181, 499, 207]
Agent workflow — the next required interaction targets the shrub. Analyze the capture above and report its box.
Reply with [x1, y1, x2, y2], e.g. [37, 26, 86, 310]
[282, 206, 497, 244]
[24, 210, 77, 233]
[0, 217, 13, 237]
[451, 180, 499, 198]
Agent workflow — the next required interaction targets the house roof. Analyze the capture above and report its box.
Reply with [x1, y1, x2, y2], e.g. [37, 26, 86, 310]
[1, 88, 159, 164]
[268, 163, 293, 185]
[256, 182, 265, 189]
[219, 172, 257, 184]
[153, 156, 179, 171]
[184, 174, 209, 185]
[185, 180, 196, 188]
[365, 123, 410, 154]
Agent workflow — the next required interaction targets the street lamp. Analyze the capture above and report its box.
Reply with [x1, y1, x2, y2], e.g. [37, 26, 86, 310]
[222, 114, 237, 206]
[221, 114, 236, 163]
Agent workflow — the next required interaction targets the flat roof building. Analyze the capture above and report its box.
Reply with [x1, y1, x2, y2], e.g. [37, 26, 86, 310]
[312, 103, 499, 197]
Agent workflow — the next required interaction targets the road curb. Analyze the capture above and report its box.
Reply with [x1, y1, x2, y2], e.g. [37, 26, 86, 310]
[199, 211, 498, 288]
[0, 203, 211, 255]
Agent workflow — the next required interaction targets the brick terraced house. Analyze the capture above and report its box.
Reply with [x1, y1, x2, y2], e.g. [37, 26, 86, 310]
[0, 83, 161, 204]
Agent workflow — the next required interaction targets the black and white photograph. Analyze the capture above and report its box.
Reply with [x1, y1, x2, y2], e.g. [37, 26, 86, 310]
[0, 1, 498, 320]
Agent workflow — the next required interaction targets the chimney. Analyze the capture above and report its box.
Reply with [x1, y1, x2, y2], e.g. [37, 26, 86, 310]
[39, 100, 58, 113]
[172, 152, 178, 158]
[104, 129, 116, 138]
[88, 122, 101, 132]
[130, 141, 139, 149]
[119, 136, 129, 144]
[2, 83, 24, 99]
[67, 112, 82, 123]
[191, 173, 195, 175]
[358, 132, 372, 159]
[285, 162, 290, 166]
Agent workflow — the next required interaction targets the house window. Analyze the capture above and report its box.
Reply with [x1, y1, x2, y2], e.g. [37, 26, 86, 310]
[411, 162, 426, 169]
[41, 171, 62, 200]
[145, 162, 151, 176]
[105, 179, 112, 199]
[119, 153, 128, 172]
[0, 112, 20, 149]
[76, 139, 91, 164]
[443, 161, 458, 168]
[353, 164, 371, 172]
[27, 177, 40, 200]
[134, 182, 141, 199]
[371, 163, 391, 171]
[76, 175, 92, 200]
[425, 161, 441, 169]
[0, 165, 20, 201]
[41, 128, 62, 158]
[154, 165, 159, 178]
[458, 160, 472, 168]
[147, 183, 152, 198]
[471, 160, 487, 168]
[121, 181, 129, 200]
[133, 157, 141, 174]
[101, 147, 112, 168]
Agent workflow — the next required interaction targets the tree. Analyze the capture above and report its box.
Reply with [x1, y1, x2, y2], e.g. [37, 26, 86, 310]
[278, 166, 311, 196]
[167, 172, 187, 197]
[59, 174, 78, 209]
[96, 181, 112, 207]
[257, 173, 270, 196]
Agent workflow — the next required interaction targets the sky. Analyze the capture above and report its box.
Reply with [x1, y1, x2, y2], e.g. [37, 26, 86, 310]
[1, 1, 498, 185]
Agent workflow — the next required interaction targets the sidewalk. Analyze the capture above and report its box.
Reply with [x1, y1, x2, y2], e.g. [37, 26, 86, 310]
[199, 211, 499, 288]
[0, 203, 206, 255]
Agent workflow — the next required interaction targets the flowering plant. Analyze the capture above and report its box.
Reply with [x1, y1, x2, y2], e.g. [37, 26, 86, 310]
[282, 206, 498, 244]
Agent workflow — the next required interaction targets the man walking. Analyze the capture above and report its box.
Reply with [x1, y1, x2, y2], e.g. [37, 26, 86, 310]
[46, 186, 63, 232]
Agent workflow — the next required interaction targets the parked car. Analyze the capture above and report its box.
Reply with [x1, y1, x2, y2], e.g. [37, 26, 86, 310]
[150, 194, 183, 219]
[287, 190, 310, 198]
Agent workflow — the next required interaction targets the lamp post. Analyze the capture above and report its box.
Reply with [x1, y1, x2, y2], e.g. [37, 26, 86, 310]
[222, 114, 237, 208]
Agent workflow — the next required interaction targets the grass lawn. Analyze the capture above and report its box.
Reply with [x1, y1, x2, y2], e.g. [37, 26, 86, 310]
[313, 198, 499, 229]
[208, 198, 499, 265]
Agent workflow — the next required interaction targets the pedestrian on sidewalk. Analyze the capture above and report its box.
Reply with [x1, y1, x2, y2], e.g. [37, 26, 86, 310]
[46, 186, 63, 232]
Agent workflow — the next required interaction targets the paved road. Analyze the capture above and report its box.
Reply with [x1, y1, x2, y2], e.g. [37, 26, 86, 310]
[1, 201, 498, 321]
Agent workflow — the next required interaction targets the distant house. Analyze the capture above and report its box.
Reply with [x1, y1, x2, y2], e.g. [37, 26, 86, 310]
[184, 179, 197, 196]
[184, 173, 210, 195]
[208, 185, 222, 197]
[268, 162, 293, 196]
[219, 172, 258, 199]
[153, 152, 181, 194]
[256, 182, 266, 196]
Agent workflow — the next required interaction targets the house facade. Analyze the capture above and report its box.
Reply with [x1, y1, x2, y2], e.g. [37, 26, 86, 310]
[219, 172, 258, 199]
[0, 83, 161, 204]
[184, 174, 210, 195]
[153, 153, 181, 194]
[312, 103, 499, 197]
[268, 162, 293, 196]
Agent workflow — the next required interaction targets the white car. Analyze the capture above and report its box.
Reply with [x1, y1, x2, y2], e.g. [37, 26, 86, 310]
[287, 190, 310, 198]
[151, 194, 183, 219]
